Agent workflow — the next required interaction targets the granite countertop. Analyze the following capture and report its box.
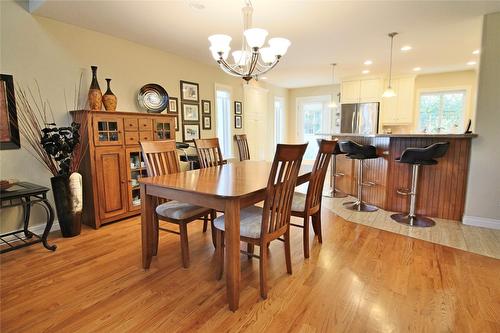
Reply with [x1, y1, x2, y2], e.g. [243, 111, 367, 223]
[316, 133, 478, 138]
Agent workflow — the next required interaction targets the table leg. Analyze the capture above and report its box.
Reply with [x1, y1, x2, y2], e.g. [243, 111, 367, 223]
[224, 199, 241, 311]
[22, 196, 33, 239]
[141, 184, 154, 269]
[39, 199, 57, 251]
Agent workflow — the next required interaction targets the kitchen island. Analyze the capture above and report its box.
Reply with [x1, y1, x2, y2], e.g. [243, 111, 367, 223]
[318, 133, 477, 221]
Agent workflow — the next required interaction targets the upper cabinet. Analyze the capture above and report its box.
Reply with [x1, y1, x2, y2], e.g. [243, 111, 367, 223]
[341, 78, 383, 104]
[380, 76, 415, 125]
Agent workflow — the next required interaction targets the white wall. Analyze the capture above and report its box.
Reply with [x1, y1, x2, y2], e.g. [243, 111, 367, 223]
[464, 12, 500, 228]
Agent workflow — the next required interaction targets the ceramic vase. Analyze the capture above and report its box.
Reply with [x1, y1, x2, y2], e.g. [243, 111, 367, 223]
[88, 66, 102, 111]
[102, 78, 117, 111]
[51, 172, 83, 237]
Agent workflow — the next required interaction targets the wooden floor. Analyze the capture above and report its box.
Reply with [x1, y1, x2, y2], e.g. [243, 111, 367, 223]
[1, 210, 500, 332]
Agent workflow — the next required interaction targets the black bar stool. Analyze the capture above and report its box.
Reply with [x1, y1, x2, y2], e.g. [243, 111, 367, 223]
[391, 142, 449, 227]
[338, 140, 379, 212]
[316, 139, 347, 198]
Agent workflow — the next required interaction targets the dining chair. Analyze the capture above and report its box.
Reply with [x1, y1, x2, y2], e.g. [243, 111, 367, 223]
[290, 139, 336, 258]
[194, 138, 226, 168]
[214, 143, 308, 299]
[140, 140, 216, 268]
[234, 134, 250, 161]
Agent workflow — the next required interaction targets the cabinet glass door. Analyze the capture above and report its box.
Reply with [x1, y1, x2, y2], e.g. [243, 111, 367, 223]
[126, 149, 148, 211]
[154, 120, 173, 140]
[94, 117, 123, 146]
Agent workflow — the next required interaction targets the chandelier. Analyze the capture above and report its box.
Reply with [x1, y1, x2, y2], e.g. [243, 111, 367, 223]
[208, 0, 291, 82]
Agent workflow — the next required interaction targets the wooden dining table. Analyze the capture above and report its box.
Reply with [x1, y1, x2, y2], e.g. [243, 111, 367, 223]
[139, 160, 312, 311]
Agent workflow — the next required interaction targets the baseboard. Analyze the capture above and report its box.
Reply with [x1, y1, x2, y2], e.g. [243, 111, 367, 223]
[462, 215, 500, 230]
[30, 220, 60, 234]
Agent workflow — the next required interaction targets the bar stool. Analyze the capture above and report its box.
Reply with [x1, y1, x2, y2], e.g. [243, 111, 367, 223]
[316, 139, 347, 198]
[391, 142, 449, 227]
[338, 140, 379, 212]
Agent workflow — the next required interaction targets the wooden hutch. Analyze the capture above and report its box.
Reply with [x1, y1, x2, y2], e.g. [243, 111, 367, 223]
[71, 110, 176, 228]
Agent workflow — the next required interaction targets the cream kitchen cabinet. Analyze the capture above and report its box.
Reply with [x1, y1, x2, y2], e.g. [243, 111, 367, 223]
[380, 76, 415, 125]
[341, 78, 383, 103]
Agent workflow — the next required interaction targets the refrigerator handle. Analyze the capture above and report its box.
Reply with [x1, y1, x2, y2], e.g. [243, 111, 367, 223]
[352, 109, 356, 133]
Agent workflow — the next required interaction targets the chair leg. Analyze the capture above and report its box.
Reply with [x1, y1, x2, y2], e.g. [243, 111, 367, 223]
[215, 230, 224, 280]
[303, 215, 310, 259]
[210, 210, 217, 248]
[179, 223, 190, 268]
[312, 211, 323, 244]
[247, 243, 254, 259]
[284, 230, 292, 274]
[259, 243, 268, 299]
[203, 215, 208, 233]
[153, 214, 159, 256]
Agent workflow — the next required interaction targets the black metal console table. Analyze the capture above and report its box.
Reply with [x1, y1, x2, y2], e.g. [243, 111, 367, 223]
[0, 182, 57, 253]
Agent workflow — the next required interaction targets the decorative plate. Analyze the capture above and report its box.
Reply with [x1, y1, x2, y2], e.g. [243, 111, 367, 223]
[137, 84, 169, 113]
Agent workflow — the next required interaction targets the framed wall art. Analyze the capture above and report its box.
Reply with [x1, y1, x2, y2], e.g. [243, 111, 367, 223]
[0, 74, 20, 150]
[174, 113, 180, 131]
[201, 100, 211, 114]
[234, 101, 242, 115]
[202, 116, 211, 130]
[168, 97, 178, 114]
[182, 123, 200, 142]
[235, 115, 242, 129]
[180, 80, 199, 102]
[181, 102, 199, 122]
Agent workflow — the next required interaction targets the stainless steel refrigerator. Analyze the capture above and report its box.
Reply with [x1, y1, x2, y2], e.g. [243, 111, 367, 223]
[340, 103, 380, 134]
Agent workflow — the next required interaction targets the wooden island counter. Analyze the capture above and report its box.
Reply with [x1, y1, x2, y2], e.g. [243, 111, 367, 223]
[319, 133, 477, 221]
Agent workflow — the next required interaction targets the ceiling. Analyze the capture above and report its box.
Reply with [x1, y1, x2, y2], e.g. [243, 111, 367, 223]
[31, 0, 500, 88]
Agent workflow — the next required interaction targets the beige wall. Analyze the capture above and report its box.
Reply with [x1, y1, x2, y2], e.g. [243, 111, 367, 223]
[464, 12, 500, 226]
[287, 84, 340, 142]
[0, 0, 285, 231]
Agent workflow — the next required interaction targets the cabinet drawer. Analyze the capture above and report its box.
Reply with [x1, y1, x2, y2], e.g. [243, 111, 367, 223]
[125, 132, 139, 145]
[124, 118, 138, 131]
[138, 131, 153, 142]
[138, 118, 152, 131]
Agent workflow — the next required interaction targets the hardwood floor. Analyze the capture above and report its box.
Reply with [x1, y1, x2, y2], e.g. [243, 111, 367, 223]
[1, 209, 499, 332]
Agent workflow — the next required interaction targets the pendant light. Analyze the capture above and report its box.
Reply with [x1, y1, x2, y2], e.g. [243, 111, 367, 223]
[328, 63, 338, 108]
[382, 32, 398, 98]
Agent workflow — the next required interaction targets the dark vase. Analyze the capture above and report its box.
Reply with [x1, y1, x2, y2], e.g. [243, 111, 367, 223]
[102, 78, 117, 111]
[51, 175, 82, 237]
[88, 65, 102, 111]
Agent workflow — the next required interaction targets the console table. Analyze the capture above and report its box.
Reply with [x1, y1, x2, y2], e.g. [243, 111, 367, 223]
[0, 182, 57, 253]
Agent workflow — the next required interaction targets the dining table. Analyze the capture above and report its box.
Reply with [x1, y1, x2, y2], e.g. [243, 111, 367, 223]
[139, 160, 312, 311]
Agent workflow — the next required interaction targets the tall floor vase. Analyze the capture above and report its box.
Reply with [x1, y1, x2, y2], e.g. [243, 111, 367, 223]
[50, 172, 83, 237]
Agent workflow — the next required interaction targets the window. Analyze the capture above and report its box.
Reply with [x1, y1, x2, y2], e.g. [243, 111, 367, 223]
[418, 90, 466, 133]
[274, 97, 285, 145]
[215, 87, 232, 157]
[297, 96, 331, 160]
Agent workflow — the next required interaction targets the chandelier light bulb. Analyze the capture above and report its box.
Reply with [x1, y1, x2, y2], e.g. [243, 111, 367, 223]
[244, 28, 268, 49]
[268, 38, 291, 56]
[208, 34, 232, 52]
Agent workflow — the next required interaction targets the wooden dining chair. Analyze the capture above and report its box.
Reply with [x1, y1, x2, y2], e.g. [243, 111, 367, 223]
[290, 139, 336, 258]
[194, 138, 226, 168]
[214, 143, 308, 299]
[140, 140, 216, 268]
[234, 134, 250, 161]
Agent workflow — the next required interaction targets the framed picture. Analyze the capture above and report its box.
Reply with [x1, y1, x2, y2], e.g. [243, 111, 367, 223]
[234, 101, 242, 115]
[202, 116, 211, 130]
[201, 100, 211, 114]
[235, 115, 242, 129]
[174, 113, 179, 131]
[0, 74, 20, 150]
[183, 123, 200, 142]
[180, 80, 199, 102]
[168, 97, 178, 114]
[181, 102, 199, 122]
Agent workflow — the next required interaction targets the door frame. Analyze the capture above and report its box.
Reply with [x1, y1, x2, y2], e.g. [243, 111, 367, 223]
[295, 95, 332, 142]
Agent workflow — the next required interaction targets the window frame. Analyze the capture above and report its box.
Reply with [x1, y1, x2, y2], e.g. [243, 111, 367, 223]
[214, 83, 233, 158]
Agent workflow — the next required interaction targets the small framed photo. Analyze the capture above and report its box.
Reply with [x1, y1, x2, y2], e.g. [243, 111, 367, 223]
[234, 101, 242, 115]
[235, 115, 242, 129]
[182, 102, 199, 122]
[174, 114, 179, 131]
[168, 97, 178, 114]
[180, 80, 199, 102]
[201, 100, 211, 114]
[183, 123, 200, 142]
[202, 116, 211, 130]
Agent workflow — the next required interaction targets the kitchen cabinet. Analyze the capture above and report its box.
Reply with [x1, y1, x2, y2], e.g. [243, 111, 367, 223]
[341, 78, 383, 103]
[380, 76, 415, 125]
[71, 110, 176, 228]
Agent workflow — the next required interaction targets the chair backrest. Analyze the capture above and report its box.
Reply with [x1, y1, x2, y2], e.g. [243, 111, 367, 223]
[305, 140, 336, 213]
[234, 134, 250, 161]
[261, 143, 308, 240]
[194, 138, 225, 168]
[140, 140, 180, 176]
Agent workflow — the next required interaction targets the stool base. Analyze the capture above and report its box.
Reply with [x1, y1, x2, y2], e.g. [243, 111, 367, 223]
[391, 213, 435, 227]
[343, 201, 378, 212]
[327, 188, 348, 198]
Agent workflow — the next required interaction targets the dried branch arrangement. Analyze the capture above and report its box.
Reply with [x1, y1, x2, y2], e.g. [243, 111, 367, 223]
[14, 77, 89, 177]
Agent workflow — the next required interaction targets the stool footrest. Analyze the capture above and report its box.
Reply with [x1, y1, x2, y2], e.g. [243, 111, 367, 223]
[334, 172, 345, 177]
[361, 181, 376, 187]
[396, 188, 412, 196]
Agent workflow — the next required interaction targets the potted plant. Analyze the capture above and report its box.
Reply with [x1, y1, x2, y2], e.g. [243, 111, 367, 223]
[15, 81, 88, 237]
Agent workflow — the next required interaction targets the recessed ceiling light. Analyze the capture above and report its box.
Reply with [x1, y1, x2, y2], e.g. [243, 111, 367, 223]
[260, 76, 268, 80]
[467, 61, 477, 65]
[472, 49, 480, 55]
[413, 67, 421, 72]
[363, 60, 373, 65]
[188, 1, 205, 10]
[362, 70, 370, 74]
[400, 45, 412, 52]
